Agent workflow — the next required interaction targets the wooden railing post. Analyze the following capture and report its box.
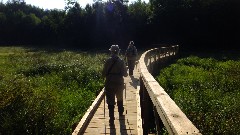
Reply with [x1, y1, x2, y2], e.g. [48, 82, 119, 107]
[149, 57, 152, 73]
[153, 106, 164, 135]
[140, 76, 156, 135]
[153, 50, 158, 76]
[157, 49, 161, 71]
[142, 84, 149, 135]
[139, 76, 144, 120]
[140, 75, 148, 134]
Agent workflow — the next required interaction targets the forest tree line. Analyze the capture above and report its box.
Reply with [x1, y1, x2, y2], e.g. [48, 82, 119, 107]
[0, 0, 239, 51]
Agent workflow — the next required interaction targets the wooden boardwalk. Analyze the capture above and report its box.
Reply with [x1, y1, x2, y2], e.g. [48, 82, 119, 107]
[74, 46, 201, 135]
[83, 66, 141, 135]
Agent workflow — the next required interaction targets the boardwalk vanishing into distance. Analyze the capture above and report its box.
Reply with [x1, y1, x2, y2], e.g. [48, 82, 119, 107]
[73, 46, 201, 135]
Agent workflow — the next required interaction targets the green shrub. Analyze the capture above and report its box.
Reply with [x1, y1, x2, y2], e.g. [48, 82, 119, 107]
[0, 47, 107, 134]
[156, 56, 240, 134]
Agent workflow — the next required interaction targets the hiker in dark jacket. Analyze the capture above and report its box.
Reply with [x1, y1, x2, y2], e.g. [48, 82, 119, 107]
[125, 41, 137, 75]
[102, 45, 128, 126]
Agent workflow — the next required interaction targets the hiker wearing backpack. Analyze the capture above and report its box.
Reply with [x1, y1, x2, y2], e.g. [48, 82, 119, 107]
[102, 45, 128, 126]
[125, 41, 137, 76]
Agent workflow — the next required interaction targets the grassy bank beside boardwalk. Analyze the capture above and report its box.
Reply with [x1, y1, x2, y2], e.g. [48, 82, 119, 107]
[157, 56, 240, 134]
[0, 47, 107, 134]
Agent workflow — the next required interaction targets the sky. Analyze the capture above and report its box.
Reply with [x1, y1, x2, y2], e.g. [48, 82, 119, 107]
[2, 0, 149, 10]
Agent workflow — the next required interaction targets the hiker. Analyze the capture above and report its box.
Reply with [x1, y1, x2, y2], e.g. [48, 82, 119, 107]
[102, 45, 128, 126]
[125, 41, 137, 76]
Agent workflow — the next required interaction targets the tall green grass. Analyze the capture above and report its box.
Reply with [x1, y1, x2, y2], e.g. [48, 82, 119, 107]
[157, 56, 240, 134]
[0, 47, 108, 134]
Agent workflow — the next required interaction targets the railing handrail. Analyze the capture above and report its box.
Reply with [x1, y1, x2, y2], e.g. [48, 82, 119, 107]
[139, 45, 201, 135]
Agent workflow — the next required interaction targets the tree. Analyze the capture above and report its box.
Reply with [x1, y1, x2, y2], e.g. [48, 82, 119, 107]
[23, 13, 41, 26]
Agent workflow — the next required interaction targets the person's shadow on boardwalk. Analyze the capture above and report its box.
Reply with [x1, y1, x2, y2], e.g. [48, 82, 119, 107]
[108, 116, 127, 135]
[130, 76, 139, 89]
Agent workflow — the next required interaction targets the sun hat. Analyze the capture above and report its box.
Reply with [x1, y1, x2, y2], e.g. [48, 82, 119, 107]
[129, 41, 134, 45]
[109, 45, 120, 52]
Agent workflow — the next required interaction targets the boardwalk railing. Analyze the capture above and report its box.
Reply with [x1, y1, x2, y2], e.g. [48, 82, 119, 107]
[139, 45, 201, 135]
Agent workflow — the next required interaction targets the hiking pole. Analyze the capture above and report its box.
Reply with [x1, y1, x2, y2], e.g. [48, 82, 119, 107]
[104, 88, 106, 118]
[124, 83, 127, 115]
[125, 83, 126, 99]
[103, 88, 106, 135]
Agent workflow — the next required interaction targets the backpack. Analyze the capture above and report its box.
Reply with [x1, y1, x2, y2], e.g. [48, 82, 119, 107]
[126, 46, 136, 57]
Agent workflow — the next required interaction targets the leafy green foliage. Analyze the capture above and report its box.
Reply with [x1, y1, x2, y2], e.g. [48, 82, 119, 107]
[156, 56, 240, 134]
[0, 0, 238, 50]
[0, 47, 107, 134]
